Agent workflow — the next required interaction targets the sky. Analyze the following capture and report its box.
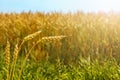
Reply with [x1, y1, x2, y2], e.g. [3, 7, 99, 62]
[1, 0, 120, 13]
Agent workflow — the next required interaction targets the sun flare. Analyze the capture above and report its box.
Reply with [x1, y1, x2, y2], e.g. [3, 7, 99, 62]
[94, 0, 120, 11]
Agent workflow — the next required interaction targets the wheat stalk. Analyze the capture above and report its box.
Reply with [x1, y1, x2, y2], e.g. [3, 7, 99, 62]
[18, 35, 66, 80]
[18, 43, 36, 80]
[9, 30, 41, 80]
[11, 43, 19, 80]
[5, 40, 10, 80]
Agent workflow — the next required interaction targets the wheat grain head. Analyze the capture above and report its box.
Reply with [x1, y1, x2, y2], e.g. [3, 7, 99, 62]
[5, 40, 10, 68]
[5, 40, 10, 80]
[23, 30, 42, 42]
[13, 43, 19, 62]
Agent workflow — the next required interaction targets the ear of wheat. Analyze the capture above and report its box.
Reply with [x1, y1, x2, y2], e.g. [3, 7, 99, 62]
[5, 40, 10, 80]
[13, 44, 19, 61]
[38, 35, 66, 43]
[17, 30, 42, 55]
[23, 30, 42, 42]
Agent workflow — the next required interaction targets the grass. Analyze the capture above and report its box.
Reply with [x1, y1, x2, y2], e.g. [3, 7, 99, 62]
[1, 54, 120, 80]
[0, 12, 120, 80]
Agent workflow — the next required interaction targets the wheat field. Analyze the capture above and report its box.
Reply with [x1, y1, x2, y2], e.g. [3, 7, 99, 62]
[0, 12, 120, 80]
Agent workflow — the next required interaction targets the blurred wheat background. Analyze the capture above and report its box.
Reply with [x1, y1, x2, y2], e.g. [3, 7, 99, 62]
[0, 12, 120, 80]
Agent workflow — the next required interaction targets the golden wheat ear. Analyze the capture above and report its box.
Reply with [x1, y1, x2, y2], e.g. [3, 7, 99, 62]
[5, 40, 10, 80]
[5, 40, 10, 68]
[17, 30, 42, 53]
[23, 30, 42, 42]
[13, 44, 19, 61]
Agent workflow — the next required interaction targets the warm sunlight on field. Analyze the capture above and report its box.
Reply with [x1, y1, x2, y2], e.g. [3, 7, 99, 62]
[99, 0, 120, 10]
[0, 12, 120, 80]
[1, 0, 120, 80]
